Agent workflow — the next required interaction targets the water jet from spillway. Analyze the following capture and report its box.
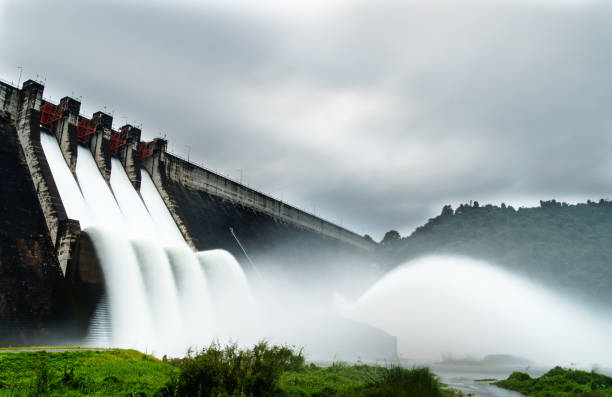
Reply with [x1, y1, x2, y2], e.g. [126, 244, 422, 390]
[40, 132, 93, 225]
[110, 157, 158, 240]
[197, 250, 259, 344]
[84, 226, 155, 349]
[166, 245, 216, 347]
[75, 145, 126, 230]
[131, 239, 184, 354]
[337, 255, 612, 368]
[140, 171, 185, 246]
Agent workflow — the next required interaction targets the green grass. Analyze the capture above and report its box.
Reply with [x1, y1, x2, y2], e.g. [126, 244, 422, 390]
[494, 366, 612, 397]
[279, 362, 385, 396]
[0, 349, 176, 396]
[0, 345, 462, 396]
[280, 363, 462, 397]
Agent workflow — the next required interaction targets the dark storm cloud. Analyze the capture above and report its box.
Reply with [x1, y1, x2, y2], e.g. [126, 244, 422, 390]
[2, 0, 612, 239]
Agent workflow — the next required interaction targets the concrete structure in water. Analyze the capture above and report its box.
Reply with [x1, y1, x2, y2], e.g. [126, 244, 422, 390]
[0, 77, 381, 346]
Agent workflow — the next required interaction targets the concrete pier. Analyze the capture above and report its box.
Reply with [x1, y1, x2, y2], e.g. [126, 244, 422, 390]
[0, 79, 81, 275]
[0, 81, 20, 121]
[56, 219, 81, 276]
[142, 139, 199, 248]
[14, 80, 65, 247]
[52, 97, 81, 173]
[115, 124, 142, 190]
[88, 111, 113, 182]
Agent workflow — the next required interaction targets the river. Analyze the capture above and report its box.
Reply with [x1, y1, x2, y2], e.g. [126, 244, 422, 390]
[430, 363, 547, 397]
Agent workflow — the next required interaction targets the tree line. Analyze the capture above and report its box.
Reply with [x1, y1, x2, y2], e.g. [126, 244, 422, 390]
[377, 199, 612, 307]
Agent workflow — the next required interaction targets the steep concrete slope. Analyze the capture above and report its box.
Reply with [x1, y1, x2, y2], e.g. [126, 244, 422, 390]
[0, 117, 66, 345]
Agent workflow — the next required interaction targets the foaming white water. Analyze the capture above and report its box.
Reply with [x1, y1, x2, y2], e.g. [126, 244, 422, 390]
[40, 132, 93, 225]
[167, 245, 216, 347]
[76, 145, 126, 230]
[140, 171, 185, 246]
[85, 227, 154, 349]
[85, 295, 111, 348]
[110, 158, 158, 240]
[131, 240, 184, 355]
[197, 250, 258, 343]
[338, 256, 612, 367]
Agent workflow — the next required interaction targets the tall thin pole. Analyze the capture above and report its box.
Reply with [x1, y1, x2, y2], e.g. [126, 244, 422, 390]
[229, 227, 262, 279]
[17, 66, 23, 87]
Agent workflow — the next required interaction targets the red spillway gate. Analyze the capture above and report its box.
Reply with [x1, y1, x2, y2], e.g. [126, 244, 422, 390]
[40, 102, 62, 129]
[77, 115, 101, 143]
[110, 130, 128, 154]
[138, 141, 155, 161]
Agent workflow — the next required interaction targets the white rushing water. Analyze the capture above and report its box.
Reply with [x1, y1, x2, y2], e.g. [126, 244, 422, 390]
[197, 250, 258, 343]
[85, 226, 155, 349]
[338, 255, 612, 367]
[131, 239, 184, 354]
[40, 131, 255, 355]
[110, 157, 158, 240]
[40, 132, 93, 225]
[76, 145, 126, 230]
[85, 295, 112, 347]
[140, 171, 185, 246]
[167, 245, 216, 347]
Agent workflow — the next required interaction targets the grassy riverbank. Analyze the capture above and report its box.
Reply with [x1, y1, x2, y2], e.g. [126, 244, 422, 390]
[0, 349, 174, 396]
[0, 344, 460, 396]
[494, 366, 612, 397]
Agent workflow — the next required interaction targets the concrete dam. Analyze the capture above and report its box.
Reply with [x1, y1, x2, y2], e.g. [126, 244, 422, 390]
[0, 78, 394, 360]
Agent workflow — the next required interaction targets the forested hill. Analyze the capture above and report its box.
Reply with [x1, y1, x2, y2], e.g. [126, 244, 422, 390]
[378, 199, 612, 307]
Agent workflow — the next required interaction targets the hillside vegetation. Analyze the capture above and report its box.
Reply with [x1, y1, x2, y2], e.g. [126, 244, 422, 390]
[379, 200, 612, 306]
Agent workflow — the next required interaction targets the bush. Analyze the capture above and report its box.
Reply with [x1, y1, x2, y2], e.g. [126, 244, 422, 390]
[361, 366, 455, 397]
[495, 367, 612, 397]
[508, 372, 531, 382]
[159, 341, 304, 397]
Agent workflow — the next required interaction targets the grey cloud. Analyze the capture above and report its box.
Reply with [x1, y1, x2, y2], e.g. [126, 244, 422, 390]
[2, 0, 612, 240]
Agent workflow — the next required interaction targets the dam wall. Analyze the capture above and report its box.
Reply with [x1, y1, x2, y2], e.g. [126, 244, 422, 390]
[1, 77, 378, 282]
[143, 140, 377, 253]
[0, 77, 382, 345]
[2, 78, 376, 260]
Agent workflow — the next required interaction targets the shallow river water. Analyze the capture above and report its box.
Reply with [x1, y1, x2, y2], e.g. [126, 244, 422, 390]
[429, 364, 547, 397]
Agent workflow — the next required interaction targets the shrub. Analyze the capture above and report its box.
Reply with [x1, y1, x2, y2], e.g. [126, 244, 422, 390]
[159, 341, 304, 397]
[495, 367, 612, 397]
[361, 366, 453, 397]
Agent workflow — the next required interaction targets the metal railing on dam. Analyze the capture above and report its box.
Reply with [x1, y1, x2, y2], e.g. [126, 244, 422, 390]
[146, 143, 378, 252]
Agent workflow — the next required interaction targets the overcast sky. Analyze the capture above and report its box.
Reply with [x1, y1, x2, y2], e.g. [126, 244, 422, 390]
[2, 0, 612, 240]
